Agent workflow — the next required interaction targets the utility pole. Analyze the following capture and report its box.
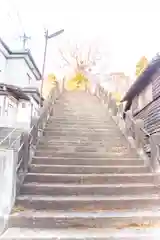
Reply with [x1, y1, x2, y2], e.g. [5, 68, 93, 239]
[40, 28, 64, 107]
[20, 33, 31, 50]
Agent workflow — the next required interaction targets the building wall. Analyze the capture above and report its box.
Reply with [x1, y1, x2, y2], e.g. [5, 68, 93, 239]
[131, 67, 160, 134]
[134, 97, 160, 134]
[30, 97, 39, 117]
[17, 100, 31, 124]
[0, 94, 38, 129]
[0, 95, 5, 116]
[0, 94, 18, 128]
[5, 58, 39, 88]
[0, 51, 7, 82]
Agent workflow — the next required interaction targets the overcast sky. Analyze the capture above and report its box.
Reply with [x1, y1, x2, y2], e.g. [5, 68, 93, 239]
[0, 0, 160, 78]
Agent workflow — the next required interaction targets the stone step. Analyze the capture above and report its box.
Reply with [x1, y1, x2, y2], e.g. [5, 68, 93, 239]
[49, 116, 111, 121]
[8, 209, 160, 230]
[47, 121, 114, 126]
[44, 128, 120, 134]
[3, 227, 160, 239]
[46, 124, 116, 130]
[47, 121, 112, 126]
[38, 141, 129, 148]
[35, 150, 137, 158]
[49, 118, 111, 122]
[32, 156, 144, 166]
[40, 136, 126, 143]
[46, 120, 115, 125]
[36, 145, 130, 153]
[43, 127, 121, 133]
[45, 126, 116, 131]
[30, 164, 148, 174]
[21, 183, 159, 196]
[25, 173, 158, 184]
[43, 129, 124, 139]
[16, 194, 160, 211]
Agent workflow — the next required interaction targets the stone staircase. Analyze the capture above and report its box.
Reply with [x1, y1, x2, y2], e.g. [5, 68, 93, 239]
[2, 91, 160, 239]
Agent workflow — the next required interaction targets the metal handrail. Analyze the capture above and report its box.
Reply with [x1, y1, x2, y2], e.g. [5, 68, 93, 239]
[0, 128, 17, 147]
[0, 83, 61, 236]
[10, 134, 22, 148]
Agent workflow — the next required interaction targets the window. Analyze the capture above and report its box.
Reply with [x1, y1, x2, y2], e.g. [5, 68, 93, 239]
[5, 109, 8, 116]
[22, 102, 26, 108]
[8, 103, 13, 108]
[27, 73, 32, 84]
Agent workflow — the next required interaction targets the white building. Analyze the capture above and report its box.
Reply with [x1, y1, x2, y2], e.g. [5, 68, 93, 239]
[0, 38, 41, 88]
[0, 38, 43, 130]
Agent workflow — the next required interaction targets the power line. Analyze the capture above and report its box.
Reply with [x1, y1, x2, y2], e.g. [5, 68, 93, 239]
[7, 0, 25, 33]
[7, 0, 31, 50]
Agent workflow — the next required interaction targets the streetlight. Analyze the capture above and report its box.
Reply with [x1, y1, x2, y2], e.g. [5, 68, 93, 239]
[40, 29, 64, 106]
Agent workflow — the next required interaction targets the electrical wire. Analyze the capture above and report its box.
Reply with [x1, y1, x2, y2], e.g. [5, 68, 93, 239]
[7, 0, 25, 33]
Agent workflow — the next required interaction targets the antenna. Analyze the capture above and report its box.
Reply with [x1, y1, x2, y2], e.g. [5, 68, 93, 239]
[20, 33, 31, 50]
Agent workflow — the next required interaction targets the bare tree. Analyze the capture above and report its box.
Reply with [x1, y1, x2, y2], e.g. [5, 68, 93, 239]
[58, 41, 103, 74]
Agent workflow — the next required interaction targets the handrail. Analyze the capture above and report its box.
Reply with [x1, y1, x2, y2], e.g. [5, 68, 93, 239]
[15, 83, 60, 193]
[124, 109, 151, 138]
[0, 82, 62, 236]
[93, 84, 160, 172]
[0, 128, 17, 147]
[10, 134, 21, 148]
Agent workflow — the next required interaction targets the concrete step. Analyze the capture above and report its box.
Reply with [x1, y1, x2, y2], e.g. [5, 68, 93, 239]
[47, 121, 113, 126]
[25, 173, 159, 184]
[32, 156, 144, 166]
[47, 121, 115, 126]
[34, 150, 137, 158]
[8, 209, 160, 229]
[45, 124, 116, 128]
[46, 124, 117, 130]
[39, 136, 126, 144]
[49, 114, 109, 118]
[49, 118, 111, 122]
[3, 227, 160, 239]
[43, 130, 124, 137]
[48, 117, 111, 122]
[45, 126, 117, 131]
[36, 145, 130, 153]
[21, 183, 160, 196]
[41, 135, 128, 145]
[30, 164, 149, 174]
[38, 141, 129, 148]
[16, 194, 160, 211]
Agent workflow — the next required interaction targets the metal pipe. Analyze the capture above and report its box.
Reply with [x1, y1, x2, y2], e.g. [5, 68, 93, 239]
[40, 30, 48, 107]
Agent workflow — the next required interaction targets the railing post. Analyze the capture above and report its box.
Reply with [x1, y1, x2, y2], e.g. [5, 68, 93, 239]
[112, 99, 118, 116]
[104, 92, 109, 106]
[125, 110, 133, 137]
[62, 77, 65, 93]
[149, 133, 160, 172]
[134, 119, 145, 149]
[108, 93, 112, 109]
[22, 132, 29, 174]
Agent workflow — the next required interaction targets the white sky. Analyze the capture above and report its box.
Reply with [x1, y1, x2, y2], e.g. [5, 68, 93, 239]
[0, 0, 160, 78]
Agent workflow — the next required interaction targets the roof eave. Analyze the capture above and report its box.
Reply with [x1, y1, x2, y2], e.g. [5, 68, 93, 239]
[0, 38, 42, 80]
[122, 60, 160, 102]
